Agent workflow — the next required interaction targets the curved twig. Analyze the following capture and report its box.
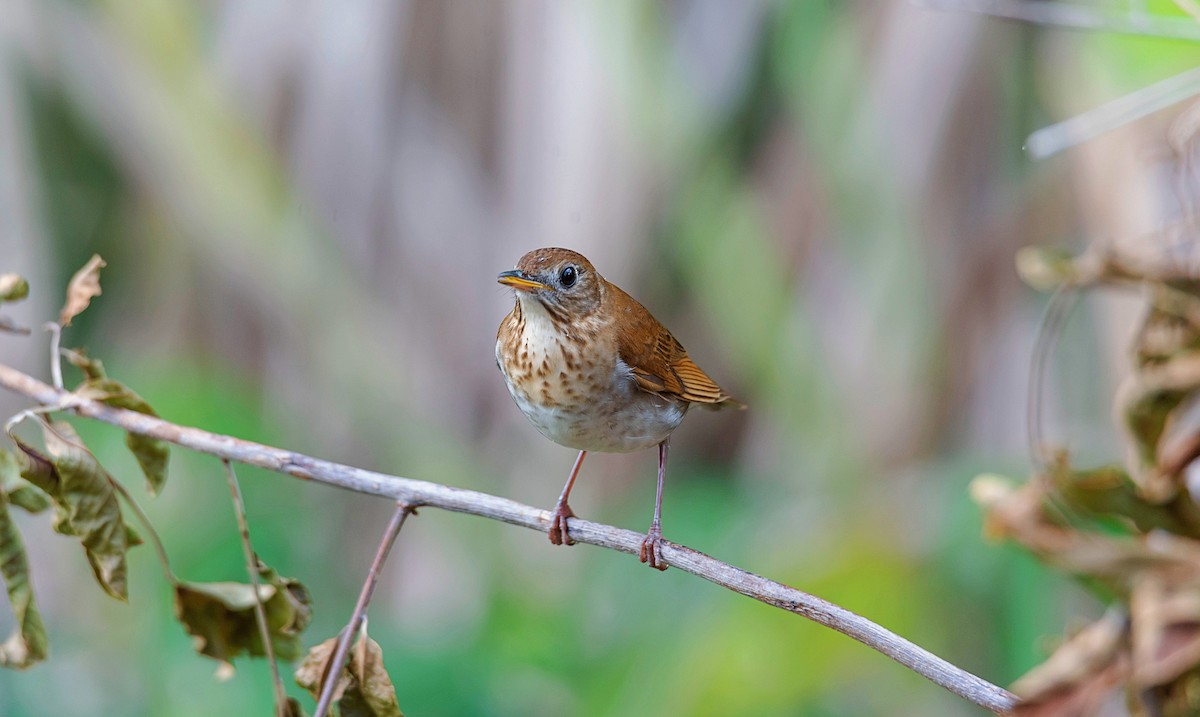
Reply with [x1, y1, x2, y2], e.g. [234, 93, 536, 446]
[0, 361, 1018, 714]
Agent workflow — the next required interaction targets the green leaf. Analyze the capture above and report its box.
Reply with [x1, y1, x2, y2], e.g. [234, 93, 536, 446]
[0, 491, 49, 669]
[295, 630, 403, 717]
[0, 274, 29, 303]
[7, 421, 136, 600]
[175, 560, 312, 667]
[76, 378, 169, 496]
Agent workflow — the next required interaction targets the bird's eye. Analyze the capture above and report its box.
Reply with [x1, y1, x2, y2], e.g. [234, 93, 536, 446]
[559, 265, 578, 288]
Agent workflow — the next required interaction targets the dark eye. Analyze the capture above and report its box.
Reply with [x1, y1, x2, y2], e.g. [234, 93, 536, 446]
[559, 265, 577, 288]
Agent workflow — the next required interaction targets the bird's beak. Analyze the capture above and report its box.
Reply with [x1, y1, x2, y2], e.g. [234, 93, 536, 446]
[497, 270, 547, 292]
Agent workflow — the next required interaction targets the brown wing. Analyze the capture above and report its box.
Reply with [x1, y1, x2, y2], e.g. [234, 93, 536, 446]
[609, 282, 740, 408]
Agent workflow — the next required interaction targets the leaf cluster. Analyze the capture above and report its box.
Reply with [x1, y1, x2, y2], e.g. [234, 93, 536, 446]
[981, 246, 1200, 716]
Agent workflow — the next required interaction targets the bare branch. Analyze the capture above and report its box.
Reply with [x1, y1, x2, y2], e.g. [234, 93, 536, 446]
[0, 361, 1019, 714]
[314, 502, 413, 717]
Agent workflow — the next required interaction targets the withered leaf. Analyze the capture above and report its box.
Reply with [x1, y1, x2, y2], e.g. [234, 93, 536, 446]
[59, 254, 106, 327]
[1011, 612, 1128, 717]
[76, 378, 169, 496]
[175, 561, 312, 668]
[6, 484, 50, 514]
[0, 449, 49, 514]
[7, 420, 136, 600]
[0, 452, 48, 669]
[1049, 461, 1200, 539]
[295, 638, 346, 703]
[1012, 611, 1127, 699]
[8, 432, 57, 496]
[40, 421, 134, 600]
[971, 470, 1200, 600]
[0, 492, 49, 669]
[0, 274, 29, 303]
[1158, 392, 1200, 481]
[295, 630, 403, 717]
[63, 347, 107, 382]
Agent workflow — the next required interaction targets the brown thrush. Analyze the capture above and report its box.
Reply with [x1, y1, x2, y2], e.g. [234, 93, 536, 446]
[495, 247, 740, 570]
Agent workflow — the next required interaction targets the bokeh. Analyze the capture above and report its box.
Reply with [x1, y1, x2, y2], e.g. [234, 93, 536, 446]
[2, 1, 1198, 715]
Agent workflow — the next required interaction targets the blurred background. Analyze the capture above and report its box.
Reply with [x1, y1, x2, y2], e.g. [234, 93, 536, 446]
[1, 0, 1198, 715]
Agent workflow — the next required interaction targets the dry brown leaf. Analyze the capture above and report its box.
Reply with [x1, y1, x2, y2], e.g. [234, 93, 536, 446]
[1012, 611, 1127, 701]
[295, 630, 403, 716]
[1158, 392, 1200, 480]
[972, 472, 1200, 596]
[59, 255, 106, 327]
[1012, 657, 1127, 717]
[1130, 571, 1200, 688]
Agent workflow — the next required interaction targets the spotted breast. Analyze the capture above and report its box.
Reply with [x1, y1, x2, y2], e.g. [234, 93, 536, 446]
[496, 284, 689, 453]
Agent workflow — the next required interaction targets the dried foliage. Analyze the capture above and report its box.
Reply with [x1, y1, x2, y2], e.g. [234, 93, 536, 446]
[58, 254, 105, 328]
[7, 420, 141, 601]
[296, 630, 403, 717]
[979, 246, 1200, 716]
[175, 561, 313, 666]
[0, 450, 48, 669]
[0, 258, 337, 715]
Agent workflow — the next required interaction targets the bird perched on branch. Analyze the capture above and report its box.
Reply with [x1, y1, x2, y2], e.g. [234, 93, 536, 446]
[496, 247, 741, 570]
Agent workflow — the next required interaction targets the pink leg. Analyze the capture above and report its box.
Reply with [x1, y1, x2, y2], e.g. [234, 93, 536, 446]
[639, 439, 669, 571]
[549, 450, 586, 546]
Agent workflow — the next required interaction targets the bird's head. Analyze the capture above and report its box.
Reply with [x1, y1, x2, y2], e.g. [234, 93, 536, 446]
[498, 248, 603, 319]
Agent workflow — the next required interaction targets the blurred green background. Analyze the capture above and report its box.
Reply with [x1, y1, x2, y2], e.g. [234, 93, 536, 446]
[1, 0, 1197, 715]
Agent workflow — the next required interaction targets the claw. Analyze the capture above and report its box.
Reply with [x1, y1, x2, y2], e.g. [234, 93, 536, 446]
[639, 525, 668, 571]
[548, 501, 576, 546]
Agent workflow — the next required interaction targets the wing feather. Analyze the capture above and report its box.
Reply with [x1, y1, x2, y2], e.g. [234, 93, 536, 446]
[610, 283, 740, 408]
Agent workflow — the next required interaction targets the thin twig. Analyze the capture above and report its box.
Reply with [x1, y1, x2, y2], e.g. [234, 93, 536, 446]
[924, 1, 1200, 159]
[314, 502, 414, 717]
[1027, 286, 1078, 472]
[0, 362, 1019, 714]
[222, 459, 288, 715]
[45, 323, 63, 391]
[918, 0, 1200, 41]
[1026, 66, 1200, 159]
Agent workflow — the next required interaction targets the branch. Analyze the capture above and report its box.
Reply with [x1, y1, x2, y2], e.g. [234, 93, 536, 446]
[0, 361, 1018, 714]
[314, 502, 413, 717]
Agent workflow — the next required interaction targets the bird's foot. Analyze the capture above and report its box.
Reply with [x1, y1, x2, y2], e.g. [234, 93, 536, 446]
[639, 524, 669, 571]
[548, 501, 576, 546]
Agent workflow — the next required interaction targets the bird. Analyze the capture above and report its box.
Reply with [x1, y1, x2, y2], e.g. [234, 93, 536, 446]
[495, 247, 740, 570]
